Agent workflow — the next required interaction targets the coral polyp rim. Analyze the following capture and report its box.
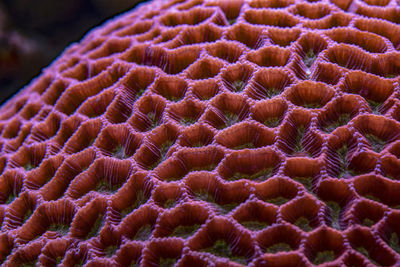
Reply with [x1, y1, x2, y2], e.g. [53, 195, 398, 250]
[0, 0, 400, 266]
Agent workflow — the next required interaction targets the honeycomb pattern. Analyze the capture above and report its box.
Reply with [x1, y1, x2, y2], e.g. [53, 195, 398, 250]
[0, 0, 400, 266]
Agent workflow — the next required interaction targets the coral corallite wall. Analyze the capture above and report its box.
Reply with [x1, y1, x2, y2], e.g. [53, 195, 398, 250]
[1, 0, 400, 266]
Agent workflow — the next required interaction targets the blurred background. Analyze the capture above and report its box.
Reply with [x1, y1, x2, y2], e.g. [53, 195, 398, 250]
[0, 0, 147, 105]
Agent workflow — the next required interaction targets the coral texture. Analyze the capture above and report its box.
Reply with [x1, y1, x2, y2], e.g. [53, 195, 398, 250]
[0, 0, 400, 266]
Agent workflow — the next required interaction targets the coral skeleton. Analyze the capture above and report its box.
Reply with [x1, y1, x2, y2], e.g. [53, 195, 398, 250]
[0, 0, 400, 265]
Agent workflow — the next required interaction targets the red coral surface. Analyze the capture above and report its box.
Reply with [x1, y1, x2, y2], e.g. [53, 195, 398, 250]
[0, 0, 400, 266]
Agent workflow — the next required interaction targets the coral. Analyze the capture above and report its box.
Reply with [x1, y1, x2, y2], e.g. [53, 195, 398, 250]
[0, 0, 400, 265]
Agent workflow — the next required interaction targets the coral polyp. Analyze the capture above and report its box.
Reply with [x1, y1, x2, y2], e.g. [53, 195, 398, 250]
[0, 0, 400, 265]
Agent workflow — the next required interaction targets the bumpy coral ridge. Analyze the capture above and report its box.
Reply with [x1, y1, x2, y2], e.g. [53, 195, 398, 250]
[1, 0, 400, 266]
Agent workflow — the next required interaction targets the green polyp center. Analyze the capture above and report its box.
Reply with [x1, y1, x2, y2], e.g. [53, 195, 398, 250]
[104, 245, 118, 258]
[216, 202, 240, 214]
[194, 190, 213, 202]
[385, 73, 397, 79]
[240, 220, 269, 231]
[196, 87, 216, 100]
[120, 204, 135, 219]
[304, 50, 317, 68]
[323, 113, 351, 133]
[263, 87, 281, 99]
[194, 190, 239, 215]
[362, 218, 375, 227]
[55, 256, 63, 265]
[364, 134, 386, 153]
[232, 80, 246, 92]
[294, 216, 312, 232]
[388, 232, 400, 253]
[164, 163, 218, 182]
[134, 190, 148, 208]
[326, 201, 341, 230]
[364, 194, 381, 203]
[5, 192, 16, 204]
[170, 224, 200, 238]
[180, 117, 196, 126]
[266, 196, 290, 206]
[264, 116, 282, 128]
[135, 88, 146, 100]
[302, 102, 322, 109]
[233, 142, 255, 150]
[190, 141, 205, 148]
[146, 111, 159, 129]
[172, 96, 183, 102]
[159, 257, 178, 267]
[165, 92, 182, 102]
[231, 168, 274, 182]
[222, 112, 239, 129]
[121, 190, 148, 218]
[313, 250, 336, 265]
[295, 128, 307, 154]
[336, 145, 354, 178]
[201, 240, 247, 264]
[291, 126, 309, 156]
[87, 214, 105, 239]
[366, 99, 383, 114]
[24, 162, 35, 171]
[355, 246, 377, 265]
[48, 223, 70, 236]
[265, 242, 292, 253]
[23, 209, 33, 224]
[112, 144, 127, 159]
[159, 140, 173, 159]
[148, 140, 174, 170]
[21, 259, 38, 267]
[95, 178, 121, 194]
[88, 137, 96, 147]
[163, 198, 176, 209]
[134, 224, 153, 241]
[188, 163, 218, 172]
[129, 261, 140, 267]
[293, 176, 313, 193]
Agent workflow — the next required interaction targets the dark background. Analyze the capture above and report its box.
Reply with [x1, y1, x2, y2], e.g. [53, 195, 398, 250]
[0, 0, 147, 105]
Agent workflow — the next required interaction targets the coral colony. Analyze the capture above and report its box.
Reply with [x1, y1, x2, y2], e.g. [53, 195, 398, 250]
[0, 0, 400, 266]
